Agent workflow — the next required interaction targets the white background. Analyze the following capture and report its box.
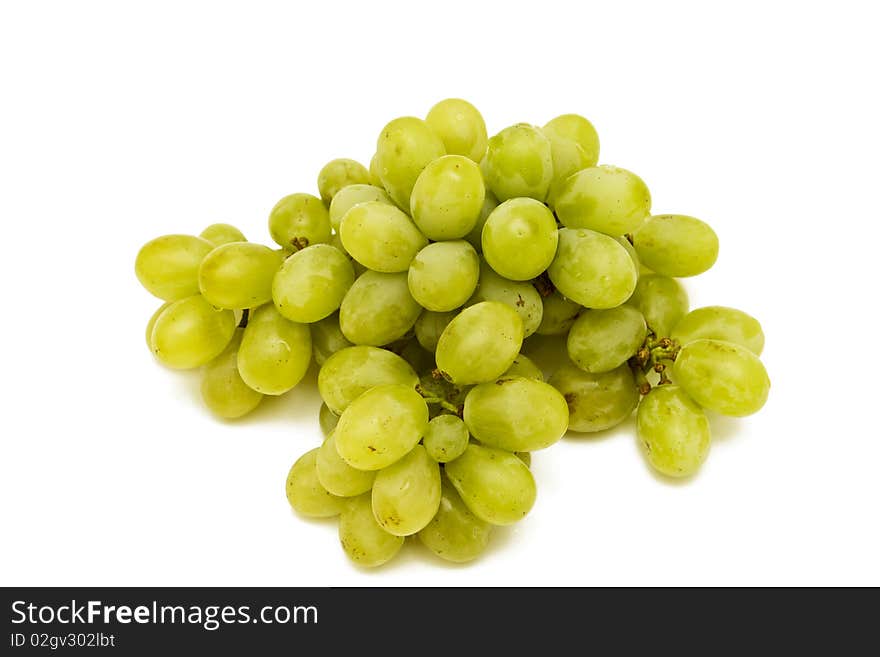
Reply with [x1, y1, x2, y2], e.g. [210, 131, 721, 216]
[1, 0, 877, 586]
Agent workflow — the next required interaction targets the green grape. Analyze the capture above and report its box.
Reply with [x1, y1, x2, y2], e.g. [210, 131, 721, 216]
[484, 123, 554, 202]
[673, 339, 770, 416]
[339, 201, 428, 273]
[285, 448, 345, 518]
[200, 330, 264, 419]
[543, 113, 600, 204]
[627, 274, 689, 337]
[338, 493, 404, 568]
[445, 443, 536, 526]
[516, 452, 532, 468]
[464, 189, 498, 253]
[536, 291, 581, 336]
[237, 305, 311, 395]
[410, 155, 485, 240]
[268, 193, 331, 249]
[338, 270, 422, 346]
[549, 362, 639, 432]
[392, 338, 435, 374]
[548, 228, 638, 308]
[372, 444, 441, 536]
[198, 242, 284, 310]
[482, 198, 559, 281]
[467, 261, 543, 337]
[319, 402, 340, 437]
[414, 310, 457, 352]
[317, 345, 417, 415]
[310, 312, 353, 366]
[423, 415, 469, 463]
[615, 235, 641, 271]
[503, 354, 544, 381]
[637, 385, 711, 478]
[334, 383, 428, 470]
[145, 301, 172, 351]
[316, 432, 376, 497]
[425, 98, 488, 163]
[375, 116, 446, 210]
[632, 214, 719, 277]
[272, 244, 355, 323]
[672, 306, 765, 355]
[567, 306, 647, 373]
[553, 165, 651, 235]
[463, 377, 569, 451]
[417, 475, 491, 563]
[435, 301, 524, 385]
[151, 295, 236, 369]
[328, 184, 393, 232]
[407, 241, 479, 311]
[200, 223, 246, 246]
[135, 234, 214, 301]
[317, 158, 371, 204]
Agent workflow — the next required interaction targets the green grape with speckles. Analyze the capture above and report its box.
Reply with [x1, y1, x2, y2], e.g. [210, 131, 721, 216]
[268, 193, 331, 249]
[328, 184, 393, 232]
[484, 123, 554, 201]
[340, 201, 427, 273]
[334, 384, 428, 470]
[285, 448, 345, 518]
[637, 385, 710, 478]
[408, 240, 479, 311]
[151, 295, 236, 369]
[414, 310, 457, 352]
[200, 330, 263, 419]
[672, 306, 764, 355]
[554, 165, 651, 235]
[445, 443, 536, 526]
[548, 228, 637, 309]
[503, 354, 544, 381]
[464, 190, 498, 252]
[410, 155, 485, 240]
[200, 223, 246, 247]
[135, 234, 214, 301]
[627, 274, 689, 337]
[375, 117, 446, 210]
[310, 312, 353, 367]
[673, 339, 770, 416]
[425, 98, 488, 163]
[549, 362, 639, 433]
[436, 301, 523, 384]
[273, 244, 354, 323]
[317, 345, 417, 415]
[567, 306, 647, 373]
[237, 305, 311, 395]
[543, 113, 600, 204]
[467, 261, 543, 337]
[198, 242, 284, 310]
[632, 214, 719, 277]
[372, 444, 441, 536]
[422, 415, 469, 463]
[338, 493, 403, 567]
[418, 475, 491, 563]
[482, 198, 558, 281]
[536, 291, 581, 336]
[317, 158, 371, 204]
[339, 270, 422, 346]
[316, 432, 376, 497]
[464, 377, 569, 452]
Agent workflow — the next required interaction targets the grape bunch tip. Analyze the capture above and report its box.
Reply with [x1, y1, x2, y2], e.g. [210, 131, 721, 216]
[136, 98, 770, 568]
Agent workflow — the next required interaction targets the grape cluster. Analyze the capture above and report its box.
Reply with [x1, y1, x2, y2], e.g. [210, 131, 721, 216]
[136, 98, 770, 567]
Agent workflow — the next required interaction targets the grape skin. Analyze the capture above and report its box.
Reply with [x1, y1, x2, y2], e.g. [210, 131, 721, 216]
[198, 242, 284, 310]
[316, 432, 376, 498]
[273, 243, 355, 323]
[339, 201, 428, 273]
[414, 310, 457, 352]
[237, 305, 312, 396]
[410, 155, 485, 240]
[567, 306, 647, 373]
[482, 198, 559, 281]
[135, 234, 214, 301]
[553, 165, 651, 236]
[317, 158, 371, 205]
[484, 123, 554, 202]
[285, 448, 346, 518]
[375, 117, 446, 211]
[626, 274, 689, 337]
[200, 223, 246, 247]
[467, 261, 543, 337]
[317, 345, 417, 415]
[503, 354, 544, 381]
[536, 291, 581, 336]
[423, 415, 469, 463]
[268, 193, 332, 249]
[371, 444, 441, 536]
[673, 339, 770, 417]
[417, 475, 491, 563]
[632, 214, 719, 277]
[151, 295, 236, 370]
[200, 330, 263, 419]
[145, 301, 172, 351]
[637, 385, 710, 478]
[310, 312, 353, 367]
[549, 362, 639, 433]
[407, 240, 479, 312]
[328, 184, 393, 232]
[338, 493, 404, 568]
[672, 306, 765, 355]
[318, 402, 340, 437]
[338, 270, 422, 346]
[425, 98, 488, 163]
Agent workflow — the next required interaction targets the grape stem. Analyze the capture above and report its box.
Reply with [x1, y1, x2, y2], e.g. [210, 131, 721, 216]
[630, 334, 681, 394]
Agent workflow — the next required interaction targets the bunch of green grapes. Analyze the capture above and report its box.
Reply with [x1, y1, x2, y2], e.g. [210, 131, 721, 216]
[136, 97, 770, 567]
